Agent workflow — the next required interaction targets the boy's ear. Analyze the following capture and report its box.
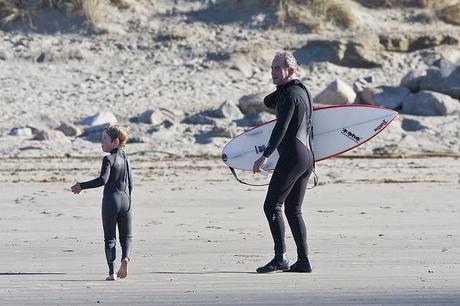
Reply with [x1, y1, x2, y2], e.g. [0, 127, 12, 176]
[288, 67, 295, 78]
[113, 138, 120, 146]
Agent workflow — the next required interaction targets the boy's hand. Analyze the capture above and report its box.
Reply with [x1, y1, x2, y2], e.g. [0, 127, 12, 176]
[71, 183, 82, 194]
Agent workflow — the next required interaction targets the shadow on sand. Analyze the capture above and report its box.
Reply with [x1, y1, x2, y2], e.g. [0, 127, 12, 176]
[151, 271, 258, 275]
[0, 272, 66, 276]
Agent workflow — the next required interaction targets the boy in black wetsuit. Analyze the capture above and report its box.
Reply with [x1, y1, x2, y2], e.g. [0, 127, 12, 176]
[71, 125, 133, 281]
[253, 52, 314, 273]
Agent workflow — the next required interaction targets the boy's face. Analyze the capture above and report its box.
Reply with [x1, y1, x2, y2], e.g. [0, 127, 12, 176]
[101, 130, 115, 152]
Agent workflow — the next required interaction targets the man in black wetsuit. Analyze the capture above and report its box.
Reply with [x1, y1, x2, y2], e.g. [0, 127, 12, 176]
[253, 52, 314, 273]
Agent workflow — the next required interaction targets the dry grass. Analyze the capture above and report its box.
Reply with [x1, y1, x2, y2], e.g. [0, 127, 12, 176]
[269, 0, 355, 30]
[0, 0, 35, 26]
[0, 0, 128, 28]
[439, 2, 460, 25]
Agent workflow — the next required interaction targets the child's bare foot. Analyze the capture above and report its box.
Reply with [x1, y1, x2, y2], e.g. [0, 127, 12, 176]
[117, 257, 129, 279]
[105, 274, 117, 281]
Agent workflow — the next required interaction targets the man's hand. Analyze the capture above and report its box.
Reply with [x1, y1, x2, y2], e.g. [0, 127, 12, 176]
[253, 156, 268, 174]
[71, 182, 82, 194]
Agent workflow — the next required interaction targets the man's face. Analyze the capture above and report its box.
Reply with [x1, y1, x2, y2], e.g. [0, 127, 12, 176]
[271, 56, 291, 86]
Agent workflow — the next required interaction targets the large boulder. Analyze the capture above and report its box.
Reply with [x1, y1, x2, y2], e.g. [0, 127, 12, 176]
[314, 79, 356, 105]
[401, 90, 460, 116]
[27, 114, 60, 133]
[212, 99, 244, 120]
[8, 127, 33, 138]
[400, 68, 426, 92]
[33, 129, 66, 141]
[238, 92, 274, 114]
[138, 109, 165, 125]
[379, 33, 459, 52]
[300, 35, 383, 68]
[339, 35, 383, 68]
[78, 112, 118, 126]
[360, 86, 410, 109]
[418, 59, 460, 99]
[236, 112, 276, 127]
[56, 122, 81, 136]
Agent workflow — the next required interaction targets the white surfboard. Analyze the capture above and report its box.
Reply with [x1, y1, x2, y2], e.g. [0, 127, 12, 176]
[222, 105, 398, 171]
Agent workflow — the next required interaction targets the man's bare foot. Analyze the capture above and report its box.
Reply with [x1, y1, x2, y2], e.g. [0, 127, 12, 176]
[117, 258, 129, 279]
[105, 274, 117, 281]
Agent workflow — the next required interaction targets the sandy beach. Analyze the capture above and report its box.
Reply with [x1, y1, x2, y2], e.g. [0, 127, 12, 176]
[1, 156, 459, 305]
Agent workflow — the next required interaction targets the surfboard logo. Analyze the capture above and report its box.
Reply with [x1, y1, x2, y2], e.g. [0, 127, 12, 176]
[373, 119, 388, 132]
[341, 128, 361, 143]
[255, 145, 266, 154]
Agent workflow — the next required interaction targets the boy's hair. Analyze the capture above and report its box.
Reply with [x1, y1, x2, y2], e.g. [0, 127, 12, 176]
[104, 125, 128, 147]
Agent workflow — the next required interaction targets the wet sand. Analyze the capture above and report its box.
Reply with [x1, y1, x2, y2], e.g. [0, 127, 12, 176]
[0, 157, 459, 305]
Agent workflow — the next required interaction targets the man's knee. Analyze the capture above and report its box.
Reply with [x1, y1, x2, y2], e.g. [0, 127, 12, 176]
[285, 205, 302, 219]
[264, 199, 283, 216]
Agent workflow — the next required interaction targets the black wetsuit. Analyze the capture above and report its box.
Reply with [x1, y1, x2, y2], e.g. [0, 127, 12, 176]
[262, 79, 314, 258]
[80, 148, 133, 275]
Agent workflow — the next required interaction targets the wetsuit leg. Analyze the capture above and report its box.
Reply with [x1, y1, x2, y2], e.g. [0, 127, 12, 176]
[102, 198, 119, 275]
[264, 157, 306, 256]
[284, 166, 313, 257]
[118, 195, 133, 260]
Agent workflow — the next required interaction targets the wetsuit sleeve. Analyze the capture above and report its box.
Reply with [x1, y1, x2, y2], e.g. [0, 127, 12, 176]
[263, 94, 296, 157]
[79, 156, 112, 189]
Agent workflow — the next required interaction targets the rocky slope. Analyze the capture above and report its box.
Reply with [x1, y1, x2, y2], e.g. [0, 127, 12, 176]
[0, 0, 459, 158]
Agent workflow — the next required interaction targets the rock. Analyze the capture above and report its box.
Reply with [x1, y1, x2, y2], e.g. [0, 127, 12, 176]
[400, 68, 426, 92]
[419, 59, 460, 99]
[314, 79, 356, 105]
[147, 119, 177, 134]
[0, 49, 10, 61]
[379, 33, 410, 52]
[372, 144, 400, 156]
[209, 123, 238, 138]
[82, 123, 111, 135]
[213, 99, 244, 120]
[301, 36, 383, 68]
[182, 113, 220, 125]
[127, 135, 148, 143]
[56, 122, 81, 136]
[9, 127, 33, 138]
[401, 118, 427, 131]
[353, 76, 374, 93]
[78, 112, 118, 126]
[27, 114, 60, 133]
[379, 33, 459, 52]
[33, 129, 66, 141]
[236, 112, 276, 127]
[339, 35, 383, 68]
[138, 109, 164, 124]
[36, 52, 46, 63]
[401, 91, 460, 116]
[360, 86, 410, 109]
[239, 92, 274, 114]
[82, 131, 103, 143]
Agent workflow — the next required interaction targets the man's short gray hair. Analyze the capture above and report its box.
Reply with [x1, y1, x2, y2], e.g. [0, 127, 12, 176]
[274, 51, 298, 71]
